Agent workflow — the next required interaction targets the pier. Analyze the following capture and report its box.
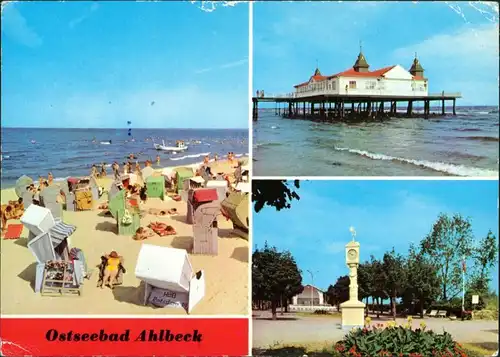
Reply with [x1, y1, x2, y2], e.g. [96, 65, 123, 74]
[252, 92, 462, 122]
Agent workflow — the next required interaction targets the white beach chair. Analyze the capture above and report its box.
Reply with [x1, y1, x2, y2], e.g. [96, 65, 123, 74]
[427, 309, 438, 317]
[437, 310, 447, 318]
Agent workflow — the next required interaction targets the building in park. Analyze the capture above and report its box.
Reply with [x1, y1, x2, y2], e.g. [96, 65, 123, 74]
[289, 284, 335, 312]
[293, 50, 428, 98]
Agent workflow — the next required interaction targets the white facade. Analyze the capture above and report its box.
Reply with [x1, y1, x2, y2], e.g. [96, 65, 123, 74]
[292, 284, 325, 306]
[294, 64, 428, 98]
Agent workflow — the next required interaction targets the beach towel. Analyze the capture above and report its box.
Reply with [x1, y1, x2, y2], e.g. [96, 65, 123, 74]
[3, 224, 24, 239]
[148, 222, 177, 237]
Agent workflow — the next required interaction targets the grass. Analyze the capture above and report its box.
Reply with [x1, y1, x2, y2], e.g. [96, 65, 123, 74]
[295, 311, 341, 318]
[253, 341, 498, 356]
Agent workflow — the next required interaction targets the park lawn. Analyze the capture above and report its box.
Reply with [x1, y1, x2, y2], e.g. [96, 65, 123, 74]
[253, 341, 497, 357]
[295, 312, 342, 319]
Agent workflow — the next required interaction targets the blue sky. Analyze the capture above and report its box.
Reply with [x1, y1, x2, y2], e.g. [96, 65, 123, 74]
[254, 2, 499, 106]
[1, 1, 248, 128]
[253, 180, 499, 293]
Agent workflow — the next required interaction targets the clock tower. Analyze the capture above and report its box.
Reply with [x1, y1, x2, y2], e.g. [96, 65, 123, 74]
[340, 231, 365, 330]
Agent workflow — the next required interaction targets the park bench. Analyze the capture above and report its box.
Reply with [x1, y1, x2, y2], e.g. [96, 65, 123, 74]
[436, 310, 447, 318]
[426, 309, 438, 317]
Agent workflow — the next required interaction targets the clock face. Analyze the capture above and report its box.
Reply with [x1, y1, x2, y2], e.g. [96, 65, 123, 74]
[348, 249, 358, 260]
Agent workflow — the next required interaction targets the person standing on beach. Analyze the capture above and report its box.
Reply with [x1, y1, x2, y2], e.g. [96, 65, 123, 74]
[91, 165, 99, 178]
[47, 172, 54, 186]
[100, 163, 107, 177]
[156, 155, 160, 166]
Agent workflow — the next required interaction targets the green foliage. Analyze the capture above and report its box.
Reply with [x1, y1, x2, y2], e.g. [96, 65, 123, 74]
[252, 243, 303, 318]
[326, 276, 350, 307]
[333, 322, 470, 357]
[252, 179, 300, 213]
[420, 213, 474, 301]
[314, 309, 330, 314]
[381, 249, 407, 320]
[471, 230, 498, 293]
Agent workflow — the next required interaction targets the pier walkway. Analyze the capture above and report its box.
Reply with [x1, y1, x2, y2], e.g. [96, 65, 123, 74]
[252, 92, 462, 122]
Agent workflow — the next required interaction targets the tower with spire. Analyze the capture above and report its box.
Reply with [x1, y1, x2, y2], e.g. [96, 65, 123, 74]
[353, 41, 369, 73]
[409, 53, 424, 78]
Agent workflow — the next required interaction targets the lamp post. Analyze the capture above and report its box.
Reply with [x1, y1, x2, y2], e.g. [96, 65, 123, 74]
[307, 269, 318, 309]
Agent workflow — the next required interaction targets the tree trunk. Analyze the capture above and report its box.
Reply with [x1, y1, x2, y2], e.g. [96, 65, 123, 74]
[391, 296, 396, 320]
[285, 299, 289, 313]
[280, 294, 284, 315]
[376, 297, 381, 318]
[419, 297, 424, 319]
[271, 300, 277, 320]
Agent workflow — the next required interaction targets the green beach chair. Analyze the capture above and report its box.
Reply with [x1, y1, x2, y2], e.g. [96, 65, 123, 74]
[108, 190, 126, 219]
[175, 167, 194, 193]
[146, 176, 165, 201]
[116, 208, 140, 236]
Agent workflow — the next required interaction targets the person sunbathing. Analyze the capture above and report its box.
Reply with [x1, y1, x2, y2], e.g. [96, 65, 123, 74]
[101, 251, 121, 289]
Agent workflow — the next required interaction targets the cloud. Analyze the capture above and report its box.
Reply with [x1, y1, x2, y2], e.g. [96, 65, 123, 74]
[391, 23, 499, 103]
[1, 3, 42, 48]
[69, 2, 100, 29]
[194, 57, 248, 74]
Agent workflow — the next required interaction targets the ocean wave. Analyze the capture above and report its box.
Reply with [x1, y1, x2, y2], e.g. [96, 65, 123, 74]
[334, 147, 498, 177]
[461, 136, 499, 142]
[453, 128, 482, 132]
[254, 142, 283, 149]
[169, 152, 211, 161]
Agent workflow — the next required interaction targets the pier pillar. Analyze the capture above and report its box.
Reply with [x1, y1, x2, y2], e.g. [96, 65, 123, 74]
[253, 100, 259, 121]
[311, 102, 315, 116]
[406, 100, 413, 116]
[452, 99, 456, 116]
[340, 100, 345, 119]
[303, 102, 306, 118]
[367, 102, 372, 117]
[288, 102, 292, 118]
[424, 100, 429, 119]
[441, 98, 445, 116]
[351, 103, 355, 113]
[275, 102, 278, 116]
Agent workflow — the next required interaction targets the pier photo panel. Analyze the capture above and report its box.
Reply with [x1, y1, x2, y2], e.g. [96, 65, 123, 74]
[1, 1, 251, 316]
[251, 179, 499, 356]
[252, 1, 499, 177]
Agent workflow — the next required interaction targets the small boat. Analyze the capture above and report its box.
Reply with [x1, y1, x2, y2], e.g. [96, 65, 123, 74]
[30, 140, 36, 144]
[100, 140, 112, 145]
[153, 140, 188, 152]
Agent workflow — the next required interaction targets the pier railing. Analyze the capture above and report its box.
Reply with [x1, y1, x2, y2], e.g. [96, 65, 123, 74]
[257, 91, 462, 99]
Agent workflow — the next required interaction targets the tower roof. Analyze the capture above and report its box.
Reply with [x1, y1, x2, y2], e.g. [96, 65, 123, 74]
[353, 52, 369, 71]
[313, 67, 322, 76]
[409, 56, 424, 73]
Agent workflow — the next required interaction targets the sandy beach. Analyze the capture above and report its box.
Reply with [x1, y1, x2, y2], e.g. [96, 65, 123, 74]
[0, 159, 249, 315]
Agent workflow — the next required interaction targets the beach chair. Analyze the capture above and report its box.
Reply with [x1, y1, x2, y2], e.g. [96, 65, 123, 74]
[175, 167, 194, 193]
[21, 205, 76, 263]
[40, 185, 63, 220]
[206, 180, 228, 202]
[22, 191, 34, 210]
[146, 176, 165, 201]
[60, 180, 76, 211]
[116, 208, 140, 236]
[187, 188, 218, 225]
[193, 199, 219, 255]
[108, 190, 126, 219]
[141, 166, 154, 182]
[15, 175, 33, 198]
[109, 180, 123, 199]
[89, 176, 100, 202]
[426, 309, 438, 317]
[437, 310, 447, 318]
[221, 192, 249, 240]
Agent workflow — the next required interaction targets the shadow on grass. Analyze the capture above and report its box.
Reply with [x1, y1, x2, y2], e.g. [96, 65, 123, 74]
[253, 347, 332, 356]
[254, 317, 299, 321]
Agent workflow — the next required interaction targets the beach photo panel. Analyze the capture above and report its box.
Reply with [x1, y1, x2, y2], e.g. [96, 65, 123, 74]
[1, 1, 251, 355]
[251, 179, 499, 356]
[252, 1, 499, 177]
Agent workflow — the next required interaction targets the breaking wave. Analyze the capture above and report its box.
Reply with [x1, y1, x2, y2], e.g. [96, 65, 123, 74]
[334, 147, 498, 177]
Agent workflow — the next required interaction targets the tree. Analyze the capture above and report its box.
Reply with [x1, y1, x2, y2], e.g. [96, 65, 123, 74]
[325, 276, 350, 311]
[405, 244, 441, 318]
[381, 249, 407, 320]
[470, 230, 497, 294]
[358, 261, 375, 316]
[252, 243, 303, 319]
[420, 213, 474, 301]
[252, 180, 300, 213]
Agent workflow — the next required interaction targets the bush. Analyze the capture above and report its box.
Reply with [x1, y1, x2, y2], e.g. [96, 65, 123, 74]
[332, 318, 469, 357]
[314, 309, 330, 315]
[473, 309, 498, 320]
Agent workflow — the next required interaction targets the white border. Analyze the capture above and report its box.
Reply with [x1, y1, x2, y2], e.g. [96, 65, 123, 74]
[247, 1, 254, 355]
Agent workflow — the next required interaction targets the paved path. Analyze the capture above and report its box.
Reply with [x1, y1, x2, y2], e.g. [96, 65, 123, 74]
[252, 310, 499, 349]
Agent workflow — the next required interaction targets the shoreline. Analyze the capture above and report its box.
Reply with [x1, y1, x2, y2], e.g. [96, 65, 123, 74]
[1, 157, 249, 315]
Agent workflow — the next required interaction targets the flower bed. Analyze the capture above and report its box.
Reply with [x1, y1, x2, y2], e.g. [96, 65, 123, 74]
[332, 317, 469, 357]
